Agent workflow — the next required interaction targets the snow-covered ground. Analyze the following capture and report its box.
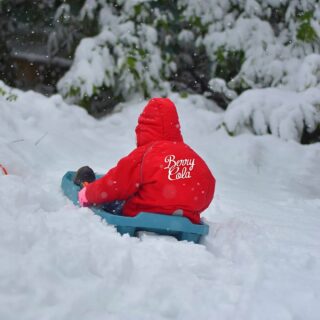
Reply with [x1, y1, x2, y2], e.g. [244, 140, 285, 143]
[1, 85, 320, 320]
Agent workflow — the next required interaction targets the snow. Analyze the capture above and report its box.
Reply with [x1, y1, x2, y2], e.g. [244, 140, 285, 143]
[224, 87, 320, 141]
[1, 81, 320, 319]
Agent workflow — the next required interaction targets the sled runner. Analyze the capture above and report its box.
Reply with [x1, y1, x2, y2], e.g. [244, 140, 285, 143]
[61, 171, 209, 243]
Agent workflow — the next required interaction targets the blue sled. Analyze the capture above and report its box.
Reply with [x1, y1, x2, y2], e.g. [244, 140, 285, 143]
[61, 171, 209, 243]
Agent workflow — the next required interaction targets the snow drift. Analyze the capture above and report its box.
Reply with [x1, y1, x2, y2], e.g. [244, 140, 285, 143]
[1, 81, 320, 320]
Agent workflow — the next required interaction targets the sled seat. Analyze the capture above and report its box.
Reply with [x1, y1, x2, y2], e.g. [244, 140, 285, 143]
[61, 171, 209, 243]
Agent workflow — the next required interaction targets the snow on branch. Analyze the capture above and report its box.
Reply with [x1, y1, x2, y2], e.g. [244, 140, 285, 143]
[224, 87, 320, 142]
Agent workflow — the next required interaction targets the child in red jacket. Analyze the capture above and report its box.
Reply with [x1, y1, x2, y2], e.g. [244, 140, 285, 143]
[78, 97, 215, 224]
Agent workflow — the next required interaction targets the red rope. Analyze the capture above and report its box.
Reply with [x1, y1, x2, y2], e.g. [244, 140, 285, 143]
[0, 164, 8, 175]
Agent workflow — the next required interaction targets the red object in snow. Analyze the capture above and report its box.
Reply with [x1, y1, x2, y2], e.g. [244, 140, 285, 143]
[0, 164, 8, 175]
[84, 98, 216, 224]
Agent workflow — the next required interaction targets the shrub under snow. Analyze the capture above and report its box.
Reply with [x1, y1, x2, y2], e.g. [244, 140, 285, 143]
[58, 1, 320, 100]
[224, 87, 320, 142]
[55, 0, 320, 142]
[57, 2, 173, 107]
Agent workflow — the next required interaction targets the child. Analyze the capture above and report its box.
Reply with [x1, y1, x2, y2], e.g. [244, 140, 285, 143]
[78, 97, 215, 224]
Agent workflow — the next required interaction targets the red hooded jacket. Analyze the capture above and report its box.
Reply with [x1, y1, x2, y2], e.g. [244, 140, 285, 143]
[84, 98, 215, 223]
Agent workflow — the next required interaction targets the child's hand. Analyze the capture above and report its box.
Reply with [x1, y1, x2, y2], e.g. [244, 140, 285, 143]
[78, 187, 89, 207]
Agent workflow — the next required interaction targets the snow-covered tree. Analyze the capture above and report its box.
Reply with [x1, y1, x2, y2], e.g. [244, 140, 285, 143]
[58, 1, 319, 115]
[199, 0, 320, 93]
[0, 0, 305, 141]
[57, 1, 175, 113]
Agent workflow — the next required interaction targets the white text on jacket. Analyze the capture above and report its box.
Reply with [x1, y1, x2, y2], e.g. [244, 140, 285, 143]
[164, 155, 195, 181]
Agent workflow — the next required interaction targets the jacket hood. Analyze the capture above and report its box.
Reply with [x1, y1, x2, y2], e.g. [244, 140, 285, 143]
[135, 98, 184, 147]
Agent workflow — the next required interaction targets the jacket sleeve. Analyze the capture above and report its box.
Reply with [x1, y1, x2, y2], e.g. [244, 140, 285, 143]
[84, 147, 145, 205]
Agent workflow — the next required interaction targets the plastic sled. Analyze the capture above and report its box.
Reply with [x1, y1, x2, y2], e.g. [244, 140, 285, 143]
[61, 171, 209, 243]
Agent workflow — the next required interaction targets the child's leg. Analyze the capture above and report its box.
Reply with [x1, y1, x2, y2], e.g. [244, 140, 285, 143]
[100, 201, 125, 215]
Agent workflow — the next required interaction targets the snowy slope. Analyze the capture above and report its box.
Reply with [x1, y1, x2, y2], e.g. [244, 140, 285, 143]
[0, 84, 320, 320]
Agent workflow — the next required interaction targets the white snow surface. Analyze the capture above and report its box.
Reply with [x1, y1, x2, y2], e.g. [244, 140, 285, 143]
[1, 84, 320, 320]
